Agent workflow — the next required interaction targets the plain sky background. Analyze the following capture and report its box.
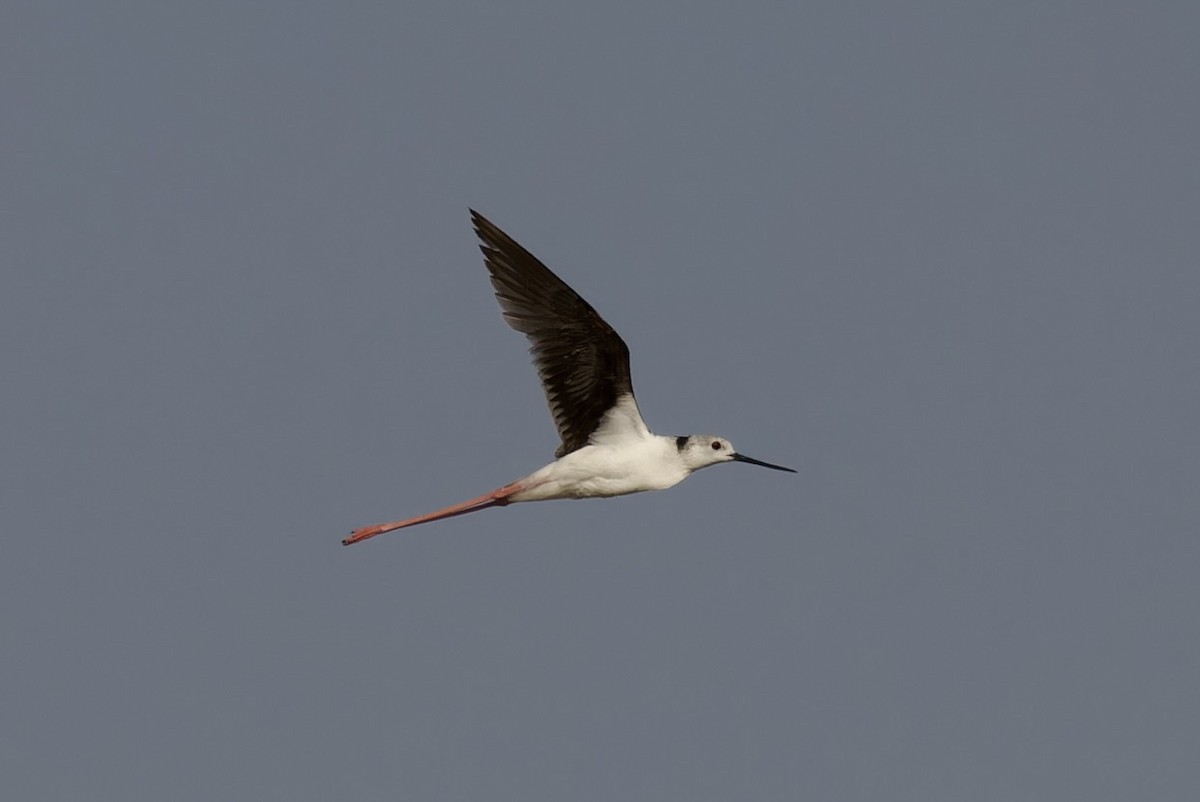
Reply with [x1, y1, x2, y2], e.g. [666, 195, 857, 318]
[4, 3, 1199, 799]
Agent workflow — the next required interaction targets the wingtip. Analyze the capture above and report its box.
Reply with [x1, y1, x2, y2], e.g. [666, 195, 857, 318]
[469, 208, 493, 242]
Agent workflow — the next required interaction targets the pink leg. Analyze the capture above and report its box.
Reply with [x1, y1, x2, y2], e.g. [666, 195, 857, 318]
[342, 482, 523, 546]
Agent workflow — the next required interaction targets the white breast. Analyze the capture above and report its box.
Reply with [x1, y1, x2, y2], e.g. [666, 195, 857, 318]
[510, 436, 691, 502]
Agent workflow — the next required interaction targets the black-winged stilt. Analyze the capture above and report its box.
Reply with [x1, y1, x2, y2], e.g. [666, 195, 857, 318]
[343, 211, 794, 545]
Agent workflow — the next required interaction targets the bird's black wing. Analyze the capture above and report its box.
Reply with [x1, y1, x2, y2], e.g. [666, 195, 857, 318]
[471, 210, 636, 458]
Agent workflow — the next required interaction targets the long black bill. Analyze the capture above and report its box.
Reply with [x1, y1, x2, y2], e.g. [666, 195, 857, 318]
[731, 453, 797, 473]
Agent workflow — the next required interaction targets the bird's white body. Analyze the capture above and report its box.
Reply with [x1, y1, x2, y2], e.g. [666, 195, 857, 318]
[510, 394, 686, 501]
[511, 435, 689, 502]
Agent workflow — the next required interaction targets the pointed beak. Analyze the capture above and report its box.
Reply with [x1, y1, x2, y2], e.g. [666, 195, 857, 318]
[731, 453, 797, 473]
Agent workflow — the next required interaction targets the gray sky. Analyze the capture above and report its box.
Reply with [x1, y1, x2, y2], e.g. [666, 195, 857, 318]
[4, 3, 1199, 800]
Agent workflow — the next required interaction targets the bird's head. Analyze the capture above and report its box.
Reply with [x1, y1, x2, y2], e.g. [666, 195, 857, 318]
[675, 435, 796, 474]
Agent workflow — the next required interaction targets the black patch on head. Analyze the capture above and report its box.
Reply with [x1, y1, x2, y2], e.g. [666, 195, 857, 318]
[675, 436, 689, 451]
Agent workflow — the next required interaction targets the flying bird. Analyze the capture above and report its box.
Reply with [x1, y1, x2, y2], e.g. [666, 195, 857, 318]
[343, 210, 794, 545]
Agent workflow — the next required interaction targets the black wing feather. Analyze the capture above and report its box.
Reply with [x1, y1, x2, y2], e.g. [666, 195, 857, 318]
[471, 210, 635, 458]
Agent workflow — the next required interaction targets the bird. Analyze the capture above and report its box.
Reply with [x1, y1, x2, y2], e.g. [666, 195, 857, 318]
[342, 210, 795, 545]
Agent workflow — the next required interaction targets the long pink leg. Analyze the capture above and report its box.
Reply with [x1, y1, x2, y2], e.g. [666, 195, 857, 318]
[342, 482, 524, 546]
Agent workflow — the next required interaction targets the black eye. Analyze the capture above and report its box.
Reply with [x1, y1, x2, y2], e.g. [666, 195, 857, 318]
[712, 441, 722, 450]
